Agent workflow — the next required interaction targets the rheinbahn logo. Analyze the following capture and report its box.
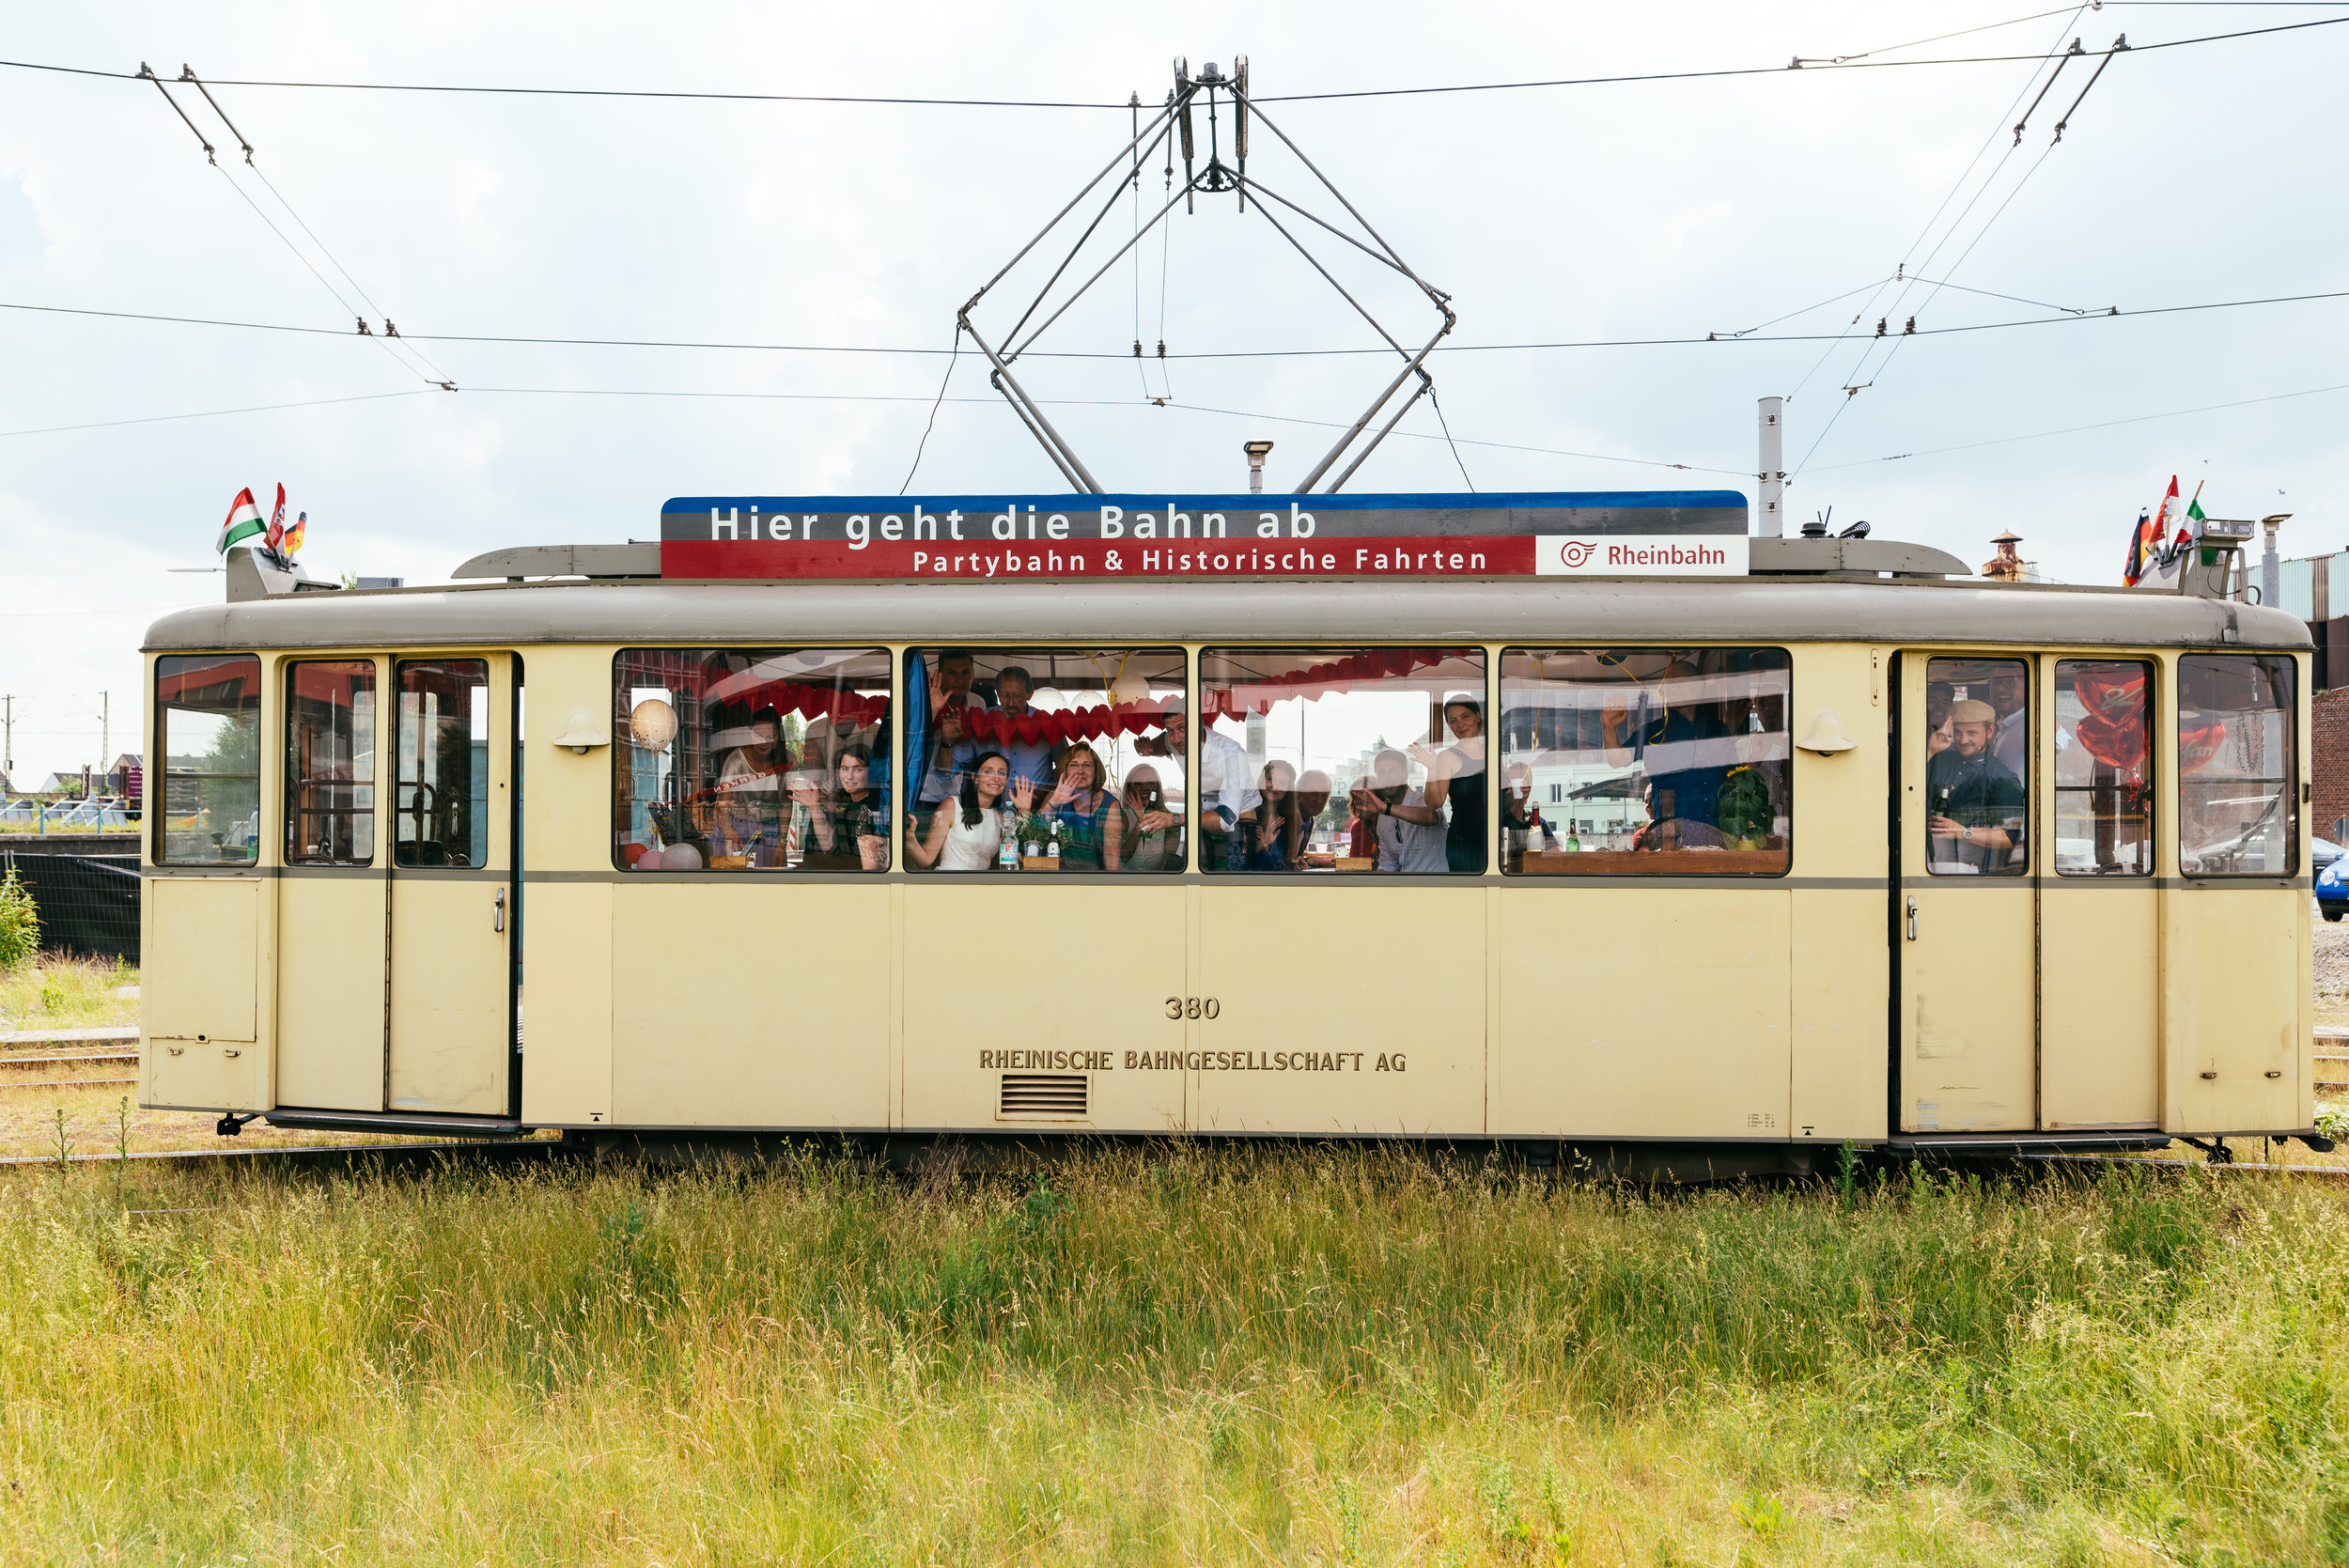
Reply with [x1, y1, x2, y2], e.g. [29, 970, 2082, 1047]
[1535, 534, 1749, 578]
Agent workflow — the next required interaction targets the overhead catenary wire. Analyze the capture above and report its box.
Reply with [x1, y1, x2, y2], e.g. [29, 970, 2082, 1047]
[8, 284, 2343, 360]
[3, 14, 2338, 107]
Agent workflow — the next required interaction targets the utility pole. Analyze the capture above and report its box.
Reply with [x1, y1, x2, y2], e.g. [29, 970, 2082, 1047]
[2, 695, 12, 789]
[1757, 396, 1784, 536]
[100, 691, 109, 790]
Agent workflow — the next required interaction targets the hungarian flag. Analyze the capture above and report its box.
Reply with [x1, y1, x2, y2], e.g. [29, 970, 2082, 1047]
[2180, 495, 2207, 556]
[215, 488, 266, 554]
[283, 510, 307, 556]
[264, 483, 288, 552]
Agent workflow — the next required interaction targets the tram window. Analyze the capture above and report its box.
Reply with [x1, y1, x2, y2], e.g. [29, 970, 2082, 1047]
[286, 660, 377, 866]
[904, 647, 1185, 873]
[2179, 653, 2296, 877]
[2054, 660, 2153, 877]
[154, 654, 261, 865]
[1924, 657, 2028, 877]
[1498, 648, 1789, 875]
[1199, 646, 1486, 875]
[396, 660, 490, 868]
[613, 648, 893, 872]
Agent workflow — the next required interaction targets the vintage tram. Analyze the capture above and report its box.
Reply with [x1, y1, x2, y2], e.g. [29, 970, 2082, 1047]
[136, 490, 2320, 1172]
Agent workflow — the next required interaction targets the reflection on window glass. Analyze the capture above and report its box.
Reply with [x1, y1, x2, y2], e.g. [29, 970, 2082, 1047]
[1924, 657, 2028, 876]
[1200, 647, 1486, 875]
[155, 655, 261, 865]
[2055, 660, 2152, 877]
[613, 648, 893, 872]
[905, 647, 1184, 872]
[2179, 653, 2296, 877]
[287, 660, 377, 866]
[1498, 648, 1788, 875]
[396, 660, 490, 868]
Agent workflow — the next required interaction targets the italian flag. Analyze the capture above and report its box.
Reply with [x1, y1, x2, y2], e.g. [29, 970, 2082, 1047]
[216, 487, 266, 554]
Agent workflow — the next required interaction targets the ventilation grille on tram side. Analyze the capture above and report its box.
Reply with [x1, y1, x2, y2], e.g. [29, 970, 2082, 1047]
[999, 1073, 1089, 1121]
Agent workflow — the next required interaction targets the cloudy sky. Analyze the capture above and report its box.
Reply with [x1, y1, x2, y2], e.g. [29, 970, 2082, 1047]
[2, 2, 2342, 782]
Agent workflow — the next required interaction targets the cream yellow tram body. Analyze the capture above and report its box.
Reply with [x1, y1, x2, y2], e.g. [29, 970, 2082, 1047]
[135, 549, 2319, 1167]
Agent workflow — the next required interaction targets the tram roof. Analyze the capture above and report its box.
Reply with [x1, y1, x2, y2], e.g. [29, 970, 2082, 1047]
[143, 573, 2311, 654]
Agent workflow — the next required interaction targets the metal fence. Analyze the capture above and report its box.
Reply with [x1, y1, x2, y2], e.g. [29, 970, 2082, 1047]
[1, 845, 139, 963]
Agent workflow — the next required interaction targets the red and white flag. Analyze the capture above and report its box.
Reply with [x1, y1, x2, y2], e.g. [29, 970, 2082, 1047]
[264, 483, 288, 552]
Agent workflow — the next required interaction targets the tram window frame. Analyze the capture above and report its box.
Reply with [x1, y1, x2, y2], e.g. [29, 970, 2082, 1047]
[2052, 659, 2155, 878]
[611, 646, 895, 874]
[153, 654, 263, 866]
[1497, 646, 1792, 877]
[1922, 656, 2030, 878]
[284, 660, 379, 868]
[902, 645, 1188, 875]
[1197, 645, 1488, 877]
[2177, 652, 2297, 878]
[393, 659, 491, 870]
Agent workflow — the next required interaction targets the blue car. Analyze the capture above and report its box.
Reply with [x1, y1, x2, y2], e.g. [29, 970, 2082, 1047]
[2320, 852, 2348, 923]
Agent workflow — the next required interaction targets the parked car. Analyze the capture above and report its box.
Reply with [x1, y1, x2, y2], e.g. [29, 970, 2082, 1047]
[2321, 856, 2349, 923]
[2316, 836, 2345, 877]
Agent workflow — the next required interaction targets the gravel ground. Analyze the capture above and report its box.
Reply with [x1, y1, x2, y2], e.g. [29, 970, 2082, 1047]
[2316, 905, 2349, 1003]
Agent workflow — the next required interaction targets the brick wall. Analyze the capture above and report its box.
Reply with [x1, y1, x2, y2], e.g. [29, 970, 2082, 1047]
[2314, 686, 2349, 841]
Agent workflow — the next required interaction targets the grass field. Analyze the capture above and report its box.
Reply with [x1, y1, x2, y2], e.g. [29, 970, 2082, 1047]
[3, 1149, 2345, 1565]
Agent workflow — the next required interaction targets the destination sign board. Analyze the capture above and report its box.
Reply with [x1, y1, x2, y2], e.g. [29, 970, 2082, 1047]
[659, 490, 1749, 581]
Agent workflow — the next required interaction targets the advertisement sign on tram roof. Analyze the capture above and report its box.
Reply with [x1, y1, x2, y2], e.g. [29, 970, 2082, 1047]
[659, 489, 1750, 582]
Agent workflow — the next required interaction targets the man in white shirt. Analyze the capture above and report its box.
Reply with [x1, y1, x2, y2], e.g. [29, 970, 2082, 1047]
[1142, 701, 1260, 868]
[1354, 749, 1448, 873]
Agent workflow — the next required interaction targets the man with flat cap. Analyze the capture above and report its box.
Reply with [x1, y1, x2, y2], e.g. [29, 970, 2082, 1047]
[1927, 697, 2026, 871]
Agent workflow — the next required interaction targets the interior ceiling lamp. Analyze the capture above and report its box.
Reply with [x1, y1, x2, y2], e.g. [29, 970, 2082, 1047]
[956, 54, 1457, 496]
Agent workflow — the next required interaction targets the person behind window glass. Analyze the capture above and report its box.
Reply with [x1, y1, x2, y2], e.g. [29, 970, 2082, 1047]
[1644, 657, 1732, 847]
[1246, 759, 1304, 870]
[918, 695, 972, 825]
[1985, 667, 2029, 778]
[932, 649, 976, 717]
[793, 742, 887, 871]
[1151, 700, 1260, 869]
[1294, 769, 1334, 856]
[1353, 748, 1447, 873]
[911, 751, 1034, 870]
[957, 664, 1059, 793]
[1926, 680, 1956, 755]
[714, 706, 789, 863]
[1928, 698, 2025, 869]
[1414, 695, 1486, 874]
[1116, 764, 1183, 871]
[1043, 743, 1120, 870]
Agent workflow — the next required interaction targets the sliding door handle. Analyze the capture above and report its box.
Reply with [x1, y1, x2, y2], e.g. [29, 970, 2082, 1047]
[1905, 896, 1918, 941]
[493, 887, 507, 933]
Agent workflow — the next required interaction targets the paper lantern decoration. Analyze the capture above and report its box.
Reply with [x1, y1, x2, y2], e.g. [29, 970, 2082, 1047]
[630, 698, 679, 752]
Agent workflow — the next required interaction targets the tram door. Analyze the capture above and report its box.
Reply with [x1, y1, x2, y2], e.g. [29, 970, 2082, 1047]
[1897, 653, 2037, 1133]
[384, 656, 517, 1116]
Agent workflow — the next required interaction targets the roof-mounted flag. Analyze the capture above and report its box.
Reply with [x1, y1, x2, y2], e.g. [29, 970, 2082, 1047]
[215, 488, 266, 554]
[283, 510, 307, 557]
[264, 483, 288, 553]
[2123, 506, 2155, 585]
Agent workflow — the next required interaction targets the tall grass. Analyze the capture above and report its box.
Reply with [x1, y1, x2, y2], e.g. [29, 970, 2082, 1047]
[2, 1148, 2344, 1564]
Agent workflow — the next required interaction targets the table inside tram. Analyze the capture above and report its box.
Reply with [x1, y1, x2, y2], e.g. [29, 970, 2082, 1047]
[1498, 648, 1792, 875]
[904, 646, 1188, 872]
[612, 646, 894, 872]
[1198, 646, 1487, 874]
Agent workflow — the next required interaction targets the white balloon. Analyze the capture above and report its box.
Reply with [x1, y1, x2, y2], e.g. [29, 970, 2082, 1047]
[661, 843, 704, 871]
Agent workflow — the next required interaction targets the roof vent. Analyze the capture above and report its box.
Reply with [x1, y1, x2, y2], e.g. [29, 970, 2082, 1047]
[998, 1073, 1089, 1121]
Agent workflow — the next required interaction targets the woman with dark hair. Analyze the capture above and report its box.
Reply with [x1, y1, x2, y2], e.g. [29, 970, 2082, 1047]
[1412, 694, 1486, 873]
[791, 742, 888, 870]
[909, 751, 1033, 870]
[1243, 759, 1303, 870]
[1041, 743, 1121, 870]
